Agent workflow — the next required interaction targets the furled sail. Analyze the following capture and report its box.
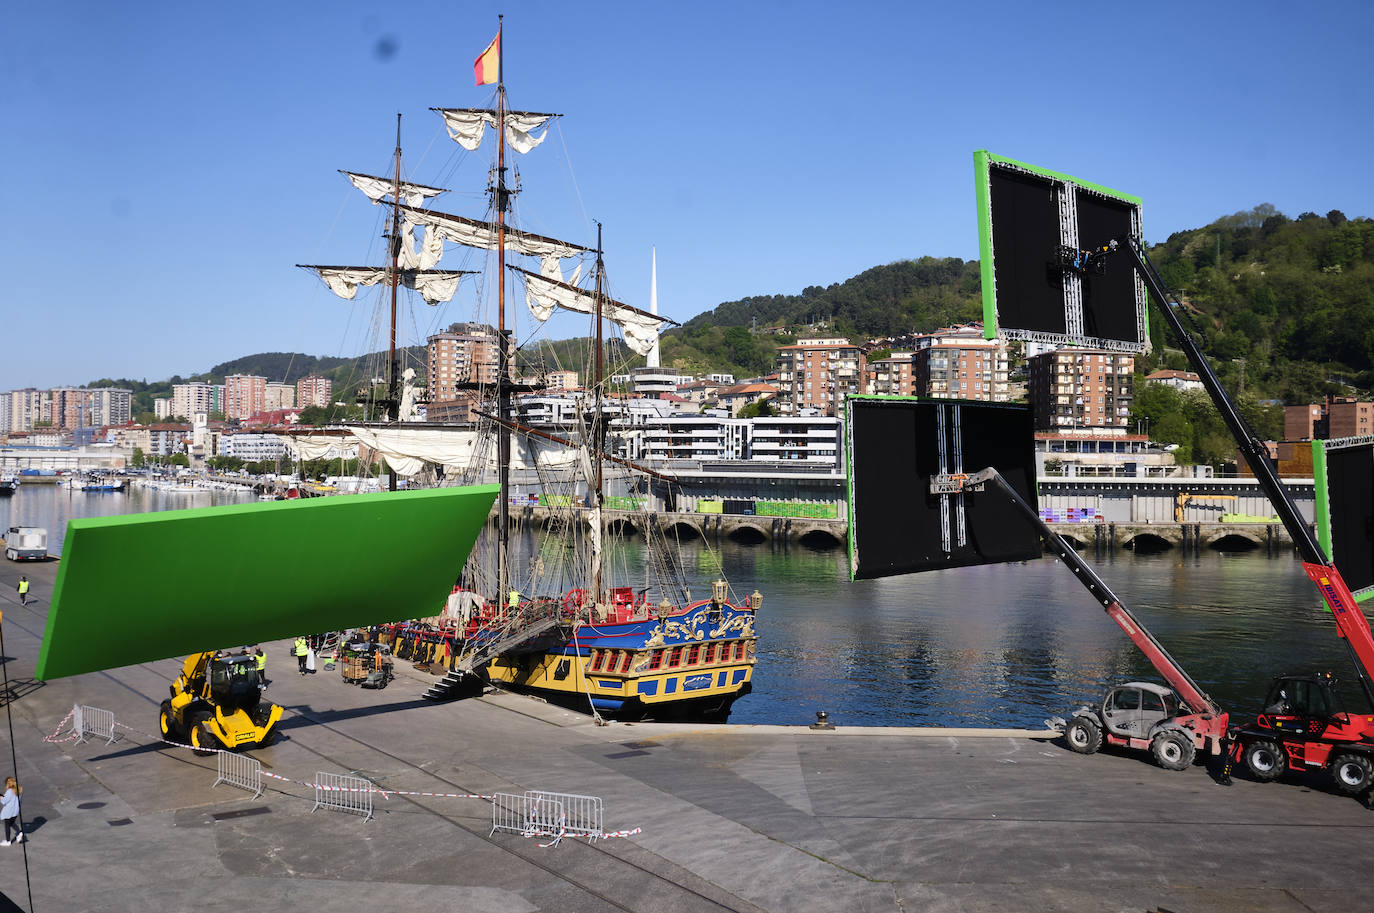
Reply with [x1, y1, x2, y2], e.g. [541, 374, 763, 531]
[285, 434, 357, 461]
[346, 425, 579, 478]
[297, 265, 470, 305]
[397, 203, 589, 277]
[433, 108, 558, 155]
[342, 171, 446, 207]
[511, 266, 672, 357]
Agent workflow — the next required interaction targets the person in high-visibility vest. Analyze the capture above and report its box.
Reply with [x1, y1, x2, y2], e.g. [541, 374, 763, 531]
[16, 578, 28, 606]
[294, 636, 309, 675]
[255, 646, 268, 687]
[508, 589, 520, 609]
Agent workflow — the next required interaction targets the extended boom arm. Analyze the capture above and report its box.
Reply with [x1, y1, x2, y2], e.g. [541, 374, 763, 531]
[1114, 238, 1374, 707]
[947, 468, 1224, 719]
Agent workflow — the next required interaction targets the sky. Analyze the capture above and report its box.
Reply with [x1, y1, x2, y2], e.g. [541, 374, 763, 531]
[4, 0, 1373, 392]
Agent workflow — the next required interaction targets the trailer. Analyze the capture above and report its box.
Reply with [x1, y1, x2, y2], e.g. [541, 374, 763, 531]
[5, 526, 48, 561]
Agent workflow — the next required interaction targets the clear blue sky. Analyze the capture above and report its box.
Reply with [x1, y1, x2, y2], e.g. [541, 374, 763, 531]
[4, 0, 1372, 392]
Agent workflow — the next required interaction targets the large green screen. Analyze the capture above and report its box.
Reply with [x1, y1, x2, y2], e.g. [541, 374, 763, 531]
[36, 485, 498, 680]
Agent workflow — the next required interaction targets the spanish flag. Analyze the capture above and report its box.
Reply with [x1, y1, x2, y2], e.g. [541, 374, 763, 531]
[474, 30, 500, 86]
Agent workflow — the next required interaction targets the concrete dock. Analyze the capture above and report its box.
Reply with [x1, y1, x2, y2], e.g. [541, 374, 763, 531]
[1, 558, 1370, 913]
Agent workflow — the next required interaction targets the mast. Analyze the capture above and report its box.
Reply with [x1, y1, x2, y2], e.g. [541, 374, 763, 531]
[592, 222, 605, 603]
[385, 113, 402, 491]
[493, 16, 512, 607]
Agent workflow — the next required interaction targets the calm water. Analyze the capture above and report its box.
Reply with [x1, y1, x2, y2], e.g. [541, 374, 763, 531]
[5, 483, 1360, 728]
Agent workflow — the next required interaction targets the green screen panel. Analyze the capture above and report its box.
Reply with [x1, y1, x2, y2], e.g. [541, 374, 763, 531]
[36, 485, 498, 680]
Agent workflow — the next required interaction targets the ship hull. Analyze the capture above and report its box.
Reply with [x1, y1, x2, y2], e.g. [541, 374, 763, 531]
[475, 600, 757, 721]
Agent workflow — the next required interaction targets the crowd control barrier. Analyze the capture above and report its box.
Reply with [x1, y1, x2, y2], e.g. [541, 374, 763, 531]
[213, 751, 264, 799]
[73, 704, 117, 746]
[311, 771, 374, 822]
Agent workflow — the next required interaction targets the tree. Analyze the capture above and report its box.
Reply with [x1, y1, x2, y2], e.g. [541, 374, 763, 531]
[738, 398, 777, 418]
[168, 452, 190, 468]
[131, 447, 146, 468]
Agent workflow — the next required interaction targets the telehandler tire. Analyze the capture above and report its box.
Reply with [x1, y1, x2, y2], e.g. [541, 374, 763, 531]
[1065, 716, 1102, 755]
[1151, 731, 1195, 771]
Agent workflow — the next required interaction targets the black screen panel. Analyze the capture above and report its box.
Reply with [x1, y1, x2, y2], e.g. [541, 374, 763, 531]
[1077, 192, 1140, 344]
[1325, 443, 1374, 594]
[988, 167, 1066, 338]
[848, 398, 1042, 580]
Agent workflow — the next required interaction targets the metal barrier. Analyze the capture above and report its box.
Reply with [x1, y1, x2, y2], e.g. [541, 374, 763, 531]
[311, 771, 373, 822]
[491, 792, 565, 841]
[526, 790, 603, 842]
[73, 704, 117, 746]
[212, 751, 263, 800]
[490, 791, 604, 844]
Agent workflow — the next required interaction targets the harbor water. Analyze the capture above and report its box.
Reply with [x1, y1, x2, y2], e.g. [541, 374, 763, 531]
[4, 483, 1360, 728]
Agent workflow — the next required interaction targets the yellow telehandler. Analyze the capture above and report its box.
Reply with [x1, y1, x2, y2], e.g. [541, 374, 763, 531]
[158, 651, 282, 751]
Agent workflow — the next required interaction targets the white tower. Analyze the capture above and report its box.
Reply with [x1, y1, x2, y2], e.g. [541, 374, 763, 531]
[646, 247, 661, 369]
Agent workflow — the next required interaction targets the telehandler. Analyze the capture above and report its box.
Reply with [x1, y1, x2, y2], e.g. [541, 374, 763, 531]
[158, 651, 281, 751]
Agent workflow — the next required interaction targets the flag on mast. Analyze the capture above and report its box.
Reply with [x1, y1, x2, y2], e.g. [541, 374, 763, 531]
[474, 30, 500, 86]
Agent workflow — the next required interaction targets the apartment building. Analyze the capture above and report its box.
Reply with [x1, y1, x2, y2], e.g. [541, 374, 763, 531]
[220, 431, 289, 462]
[1027, 348, 1134, 430]
[172, 383, 224, 420]
[4, 389, 47, 433]
[224, 375, 267, 421]
[863, 354, 915, 396]
[774, 338, 865, 417]
[1285, 396, 1374, 441]
[88, 388, 132, 427]
[296, 374, 333, 409]
[264, 383, 296, 411]
[911, 326, 1011, 402]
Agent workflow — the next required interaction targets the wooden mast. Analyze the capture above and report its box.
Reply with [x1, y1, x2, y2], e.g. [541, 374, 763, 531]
[494, 15, 512, 607]
[592, 222, 605, 604]
[385, 113, 402, 492]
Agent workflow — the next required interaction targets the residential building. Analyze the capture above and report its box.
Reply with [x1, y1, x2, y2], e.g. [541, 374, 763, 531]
[224, 375, 267, 420]
[88, 388, 132, 428]
[426, 324, 503, 421]
[172, 383, 223, 420]
[147, 423, 192, 456]
[154, 397, 172, 419]
[717, 383, 778, 416]
[630, 365, 677, 398]
[50, 387, 87, 429]
[774, 337, 865, 417]
[911, 325, 1011, 402]
[220, 432, 289, 462]
[1027, 348, 1134, 430]
[863, 354, 915, 396]
[264, 382, 296, 411]
[640, 416, 749, 462]
[1284, 396, 1374, 441]
[296, 374, 333, 408]
[749, 416, 842, 464]
[5, 389, 47, 433]
[1144, 369, 1204, 392]
[545, 370, 579, 391]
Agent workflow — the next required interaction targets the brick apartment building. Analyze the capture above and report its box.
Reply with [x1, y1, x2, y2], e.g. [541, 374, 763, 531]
[1028, 349, 1134, 430]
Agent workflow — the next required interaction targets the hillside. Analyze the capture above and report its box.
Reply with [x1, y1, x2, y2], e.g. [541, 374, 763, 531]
[94, 204, 1374, 443]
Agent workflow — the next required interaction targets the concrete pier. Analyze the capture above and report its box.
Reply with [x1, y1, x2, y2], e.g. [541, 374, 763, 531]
[0, 558, 1369, 912]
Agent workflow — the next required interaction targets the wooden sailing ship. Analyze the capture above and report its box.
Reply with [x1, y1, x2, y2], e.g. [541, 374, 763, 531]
[299, 20, 759, 720]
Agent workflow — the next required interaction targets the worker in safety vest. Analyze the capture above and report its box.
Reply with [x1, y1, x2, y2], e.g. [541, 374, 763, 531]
[16, 578, 28, 606]
[508, 589, 520, 609]
[294, 636, 309, 675]
[255, 646, 267, 687]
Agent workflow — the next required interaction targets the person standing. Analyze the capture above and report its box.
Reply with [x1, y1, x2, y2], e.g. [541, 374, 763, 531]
[294, 636, 309, 675]
[1, 777, 22, 846]
[255, 647, 267, 687]
[16, 577, 28, 606]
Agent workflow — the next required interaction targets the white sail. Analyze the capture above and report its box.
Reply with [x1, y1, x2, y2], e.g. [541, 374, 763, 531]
[399, 204, 588, 277]
[436, 108, 555, 154]
[342, 171, 445, 207]
[302, 266, 467, 305]
[285, 434, 355, 461]
[518, 269, 666, 357]
[346, 425, 579, 478]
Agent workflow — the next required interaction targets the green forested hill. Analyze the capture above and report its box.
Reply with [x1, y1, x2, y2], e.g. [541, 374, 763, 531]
[94, 204, 1374, 458]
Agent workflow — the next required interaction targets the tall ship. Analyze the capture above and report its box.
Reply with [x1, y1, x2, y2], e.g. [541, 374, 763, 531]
[297, 21, 758, 720]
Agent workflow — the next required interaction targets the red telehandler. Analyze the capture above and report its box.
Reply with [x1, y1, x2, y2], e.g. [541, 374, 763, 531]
[1092, 238, 1374, 796]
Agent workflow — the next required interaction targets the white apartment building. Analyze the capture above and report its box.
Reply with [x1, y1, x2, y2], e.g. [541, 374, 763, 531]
[265, 383, 296, 411]
[172, 383, 223, 420]
[220, 432, 289, 462]
[88, 388, 132, 427]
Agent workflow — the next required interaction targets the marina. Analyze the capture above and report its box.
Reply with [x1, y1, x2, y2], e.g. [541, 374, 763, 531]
[1, 483, 1357, 729]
